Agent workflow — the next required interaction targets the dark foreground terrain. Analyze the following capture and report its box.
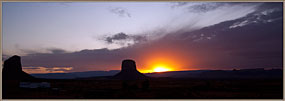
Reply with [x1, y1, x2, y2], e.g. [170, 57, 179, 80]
[3, 77, 283, 99]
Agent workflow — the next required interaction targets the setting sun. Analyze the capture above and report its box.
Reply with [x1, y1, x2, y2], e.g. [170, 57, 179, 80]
[153, 66, 171, 72]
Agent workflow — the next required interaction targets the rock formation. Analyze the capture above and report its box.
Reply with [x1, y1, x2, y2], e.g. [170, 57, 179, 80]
[113, 59, 148, 80]
[3, 55, 35, 80]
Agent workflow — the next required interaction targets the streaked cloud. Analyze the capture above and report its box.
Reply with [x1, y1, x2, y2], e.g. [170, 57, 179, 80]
[171, 2, 189, 8]
[187, 3, 225, 13]
[105, 32, 129, 43]
[103, 32, 147, 48]
[47, 48, 68, 54]
[23, 66, 73, 74]
[171, 2, 262, 13]
[13, 47, 68, 56]
[109, 7, 131, 18]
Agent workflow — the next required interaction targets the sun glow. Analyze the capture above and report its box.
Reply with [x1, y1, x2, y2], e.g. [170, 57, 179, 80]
[138, 48, 194, 73]
[153, 66, 171, 72]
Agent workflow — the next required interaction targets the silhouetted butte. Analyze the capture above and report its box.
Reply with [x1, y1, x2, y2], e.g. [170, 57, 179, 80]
[3, 55, 35, 80]
[113, 59, 148, 80]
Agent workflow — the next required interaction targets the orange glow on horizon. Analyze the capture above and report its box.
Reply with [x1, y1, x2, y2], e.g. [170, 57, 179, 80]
[153, 66, 171, 72]
[135, 45, 197, 73]
[138, 53, 186, 73]
[139, 64, 173, 73]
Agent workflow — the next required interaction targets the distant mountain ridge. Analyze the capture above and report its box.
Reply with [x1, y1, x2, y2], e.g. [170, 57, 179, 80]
[146, 68, 282, 79]
[31, 70, 120, 79]
[31, 68, 282, 79]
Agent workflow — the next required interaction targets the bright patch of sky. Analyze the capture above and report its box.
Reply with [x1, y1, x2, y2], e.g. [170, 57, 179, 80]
[3, 2, 260, 56]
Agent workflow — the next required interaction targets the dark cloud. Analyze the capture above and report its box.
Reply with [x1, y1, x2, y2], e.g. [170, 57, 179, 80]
[13, 48, 67, 57]
[171, 2, 189, 8]
[187, 3, 225, 13]
[172, 3, 283, 69]
[133, 35, 147, 42]
[106, 32, 129, 43]
[109, 7, 131, 18]
[47, 48, 67, 54]
[172, 2, 262, 13]
[20, 48, 133, 72]
[23, 67, 40, 69]
[254, 2, 283, 12]
[104, 32, 147, 45]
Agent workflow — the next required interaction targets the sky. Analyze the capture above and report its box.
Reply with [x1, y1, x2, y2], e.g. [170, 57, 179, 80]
[2, 2, 283, 74]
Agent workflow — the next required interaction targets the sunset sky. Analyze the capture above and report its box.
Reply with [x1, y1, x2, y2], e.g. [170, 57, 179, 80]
[2, 2, 283, 74]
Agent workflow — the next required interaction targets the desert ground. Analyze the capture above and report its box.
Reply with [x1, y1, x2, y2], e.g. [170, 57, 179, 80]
[3, 77, 283, 99]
